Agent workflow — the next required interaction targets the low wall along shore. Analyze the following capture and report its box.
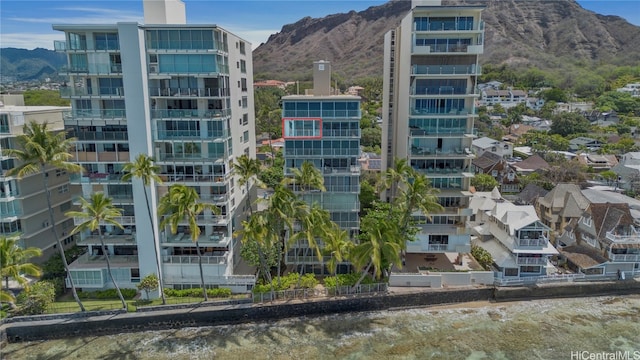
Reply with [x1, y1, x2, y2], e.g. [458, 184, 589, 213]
[2, 280, 640, 343]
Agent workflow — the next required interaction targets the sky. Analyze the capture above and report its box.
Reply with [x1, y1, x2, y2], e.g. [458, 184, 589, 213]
[1, 0, 639, 51]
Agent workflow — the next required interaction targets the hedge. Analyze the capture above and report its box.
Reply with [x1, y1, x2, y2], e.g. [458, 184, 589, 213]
[163, 287, 232, 298]
[78, 288, 137, 300]
[253, 273, 319, 294]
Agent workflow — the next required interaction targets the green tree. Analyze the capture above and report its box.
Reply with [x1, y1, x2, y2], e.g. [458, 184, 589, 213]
[66, 193, 127, 310]
[288, 160, 326, 194]
[158, 185, 219, 301]
[0, 236, 42, 304]
[23, 90, 70, 106]
[395, 171, 443, 243]
[472, 173, 500, 192]
[235, 212, 277, 287]
[350, 216, 402, 288]
[4, 121, 85, 311]
[359, 180, 377, 215]
[361, 127, 382, 148]
[322, 225, 352, 276]
[122, 154, 166, 304]
[15, 281, 55, 316]
[137, 274, 159, 300]
[596, 91, 640, 114]
[550, 112, 591, 137]
[233, 154, 263, 214]
[540, 88, 568, 103]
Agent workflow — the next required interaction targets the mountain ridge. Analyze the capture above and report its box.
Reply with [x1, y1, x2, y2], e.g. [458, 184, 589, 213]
[252, 0, 640, 81]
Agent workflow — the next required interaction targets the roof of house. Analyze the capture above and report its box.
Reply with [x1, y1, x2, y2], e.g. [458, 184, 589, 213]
[472, 151, 503, 170]
[515, 183, 549, 205]
[510, 154, 550, 172]
[576, 154, 618, 168]
[560, 244, 608, 269]
[587, 203, 634, 241]
[569, 137, 600, 146]
[538, 183, 590, 211]
[508, 124, 534, 137]
[472, 136, 501, 149]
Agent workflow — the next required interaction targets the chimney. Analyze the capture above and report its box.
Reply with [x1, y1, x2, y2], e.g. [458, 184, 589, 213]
[143, 0, 186, 24]
[312, 60, 332, 96]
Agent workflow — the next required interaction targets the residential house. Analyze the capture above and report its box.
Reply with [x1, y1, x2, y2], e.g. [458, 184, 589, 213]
[471, 152, 519, 193]
[472, 136, 513, 158]
[479, 89, 527, 108]
[502, 124, 534, 143]
[477, 81, 502, 91]
[470, 189, 558, 281]
[576, 154, 618, 171]
[617, 83, 640, 97]
[253, 80, 287, 90]
[525, 97, 545, 111]
[509, 154, 550, 175]
[611, 152, 640, 191]
[568, 137, 603, 153]
[359, 152, 381, 171]
[557, 202, 640, 276]
[536, 183, 590, 237]
[513, 183, 548, 205]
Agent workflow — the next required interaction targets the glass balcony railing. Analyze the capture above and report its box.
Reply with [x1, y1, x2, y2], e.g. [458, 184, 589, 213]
[60, 87, 124, 97]
[412, 43, 483, 55]
[282, 110, 361, 118]
[411, 64, 481, 76]
[148, 87, 230, 97]
[411, 107, 477, 116]
[411, 86, 471, 96]
[151, 109, 231, 120]
[52, 40, 119, 51]
[67, 130, 128, 141]
[155, 129, 229, 140]
[65, 109, 126, 120]
[59, 63, 122, 74]
[321, 129, 361, 138]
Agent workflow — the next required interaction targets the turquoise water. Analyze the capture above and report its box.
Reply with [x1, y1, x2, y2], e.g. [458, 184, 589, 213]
[2, 295, 640, 359]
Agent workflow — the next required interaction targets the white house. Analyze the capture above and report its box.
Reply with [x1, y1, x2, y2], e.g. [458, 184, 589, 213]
[472, 136, 513, 158]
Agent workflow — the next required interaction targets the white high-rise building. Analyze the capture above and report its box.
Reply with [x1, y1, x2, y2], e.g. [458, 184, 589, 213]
[53, 0, 256, 293]
[382, 1, 484, 256]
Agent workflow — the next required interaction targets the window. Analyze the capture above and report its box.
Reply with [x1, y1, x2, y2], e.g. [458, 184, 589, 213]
[243, 131, 249, 143]
[240, 60, 246, 73]
[0, 114, 9, 133]
[504, 268, 518, 276]
[283, 118, 322, 138]
[242, 96, 248, 108]
[58, 184, 69, 194]
[56, 169, 66, 177]
[241, 78, 247, 91]
[239, 41, 246, 55]
[242, 113, 249, 125]
[60, 202, 72, 212]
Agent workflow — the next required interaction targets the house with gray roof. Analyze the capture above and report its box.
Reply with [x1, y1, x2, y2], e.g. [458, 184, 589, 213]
[472, 136, 513, 159]
[557, 202, 640, 277]
[568, 137, 603, 153]
[536, 183, 590, 237]
[469, 190, 557, 281]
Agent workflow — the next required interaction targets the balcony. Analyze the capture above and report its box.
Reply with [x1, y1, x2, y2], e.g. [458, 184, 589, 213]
[149, 87, 229, 97]
[608, 252, 640, 262]
[70, 173, 129, 184]
[517, 237, 548, 247]
[516, 256, 547, 265]
[151, 109, 231, 120]
[155, 129, 229, 140]
[69, 253, 138, 269]
[72, 151, 129, 162]
[410, 107, 477, 116]
[74, 215, 135, 226]
[159, 173, 230, 184]
[411, 64, 481, 76]
[605, 231, 640, 244]
[412, 44, 484, 55]
[281, 110, 361, 118]
[77, 233, 136, 246]
[59, 63, 122, 75]
[64, 109, 126, 121]
[53, 40, 119, 52]
[410, 86, 475, 96]
[60, 87, 124, 98]
[162, 253, 229, 265]
[322, 129, 361, 138]
[318, 166, 361, 175]
[163, 232, 230, 246]
[198, 193, 229, 204]
[410, 146, 470, 158]
[413, 20, 484, 33]
[68, 130, 128, 141]
[283, 148, 360, 157]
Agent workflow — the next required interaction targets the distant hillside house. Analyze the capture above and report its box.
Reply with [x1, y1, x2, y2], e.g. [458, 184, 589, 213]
[576, 154, 618, 171]
[568, 137, 603, 153]
[479, 88, 527, 108]
[253, 80, 287, 89]
[617, 83, 640, 97]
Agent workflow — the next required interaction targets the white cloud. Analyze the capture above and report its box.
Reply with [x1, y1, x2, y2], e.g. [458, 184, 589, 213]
[9, 8, 142, 25]
[0, 33, 64, 50]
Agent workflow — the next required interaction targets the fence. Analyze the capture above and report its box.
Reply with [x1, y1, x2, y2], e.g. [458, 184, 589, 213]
[251, 283, 388, 303]
[494, 273, 586, 286]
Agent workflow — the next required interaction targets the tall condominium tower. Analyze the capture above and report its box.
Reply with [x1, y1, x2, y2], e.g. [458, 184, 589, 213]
[53, 0, 256, 293]
[0, 97, 76, 262]
[382, 1, 484, 256]
[282, 61, 361, 274]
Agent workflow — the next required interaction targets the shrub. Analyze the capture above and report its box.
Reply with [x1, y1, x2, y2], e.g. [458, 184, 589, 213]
[252, 273, 319, 294]
[78, 288, 137, 300]
[471, 245, 494, 270]
[14, 281, 56, 316]
[137, 274, 159, 299]
[162, 287, 231, 298]
[323, 273, 375, 289]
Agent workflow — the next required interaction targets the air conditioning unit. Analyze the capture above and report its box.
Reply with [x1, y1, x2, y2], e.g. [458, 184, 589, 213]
[149, 65, 158, 73]
[42, 220, 50, 228]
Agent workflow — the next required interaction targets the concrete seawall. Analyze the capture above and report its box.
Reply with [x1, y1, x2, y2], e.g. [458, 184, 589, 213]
[2, 280, 639, 343]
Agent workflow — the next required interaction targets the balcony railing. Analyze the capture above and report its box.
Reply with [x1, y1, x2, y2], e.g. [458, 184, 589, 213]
[517, 238, 548, 247]
[608, 253, 640, 262]
[281, 110, 361, 118]
[284, 148, 360, 157]
[411, 64, 481, 76]
[605, 231, 640, 244]
[74, 216, 135, 226]
[155, 129, 229, 140]
[151, 109, 231, 120]
[411, 107, 477, 116]
[409, 127, 468, 136]
[162, 254, 229, 265]
[412, 44, 483, 55]
[72, 253, 138, 265]
[64, 109, 126, 120]
[410, 146, 468, 157]
[149, 87, 230, 97]
[516, 256, 547, 265]
[70, 173, 129, 184]
[321, 129, 361, 138]
[59, 64, 122, 75]
[53, 40, 120, 51]
[413, 20, 484, 32]
[60, 87, 124, 97]
[411, 86, 471, 96]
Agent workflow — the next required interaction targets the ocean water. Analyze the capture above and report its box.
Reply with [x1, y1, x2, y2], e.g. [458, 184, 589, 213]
[2, 295, 640, 360]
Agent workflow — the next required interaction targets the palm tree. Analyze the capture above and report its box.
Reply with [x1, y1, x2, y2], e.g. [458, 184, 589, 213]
[4, 121, 85, 311]
[396, 171, 443, 243]
[379, 157, 412, 198]
[288, 160, 326, 195]
[234, 212, 275, 296]
[322, 225, 352, 276]
[233, 154, 262, 214]
[0, 235, 42, 304]
[122, 154, 166, 304]
[350, 218, 402, 290]
[66, 193, 127, 309]
[289, 203, 330, 287]
[158, 185, 219, 301]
